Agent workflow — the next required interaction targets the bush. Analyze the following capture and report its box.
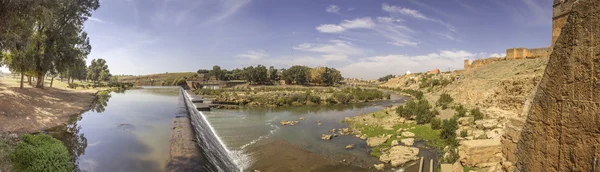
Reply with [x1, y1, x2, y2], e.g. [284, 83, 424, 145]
[396, 99, 434, 124]
[400, 89, 423, 100]
[431, 118, 442, 130]
[441, 118, 459, 146]
[436, 93, 453, 109]
[460, 130, 468, 137]
[309, 95, 321, 104]
[454, 104, 467, 117]
[333, 92, 351, 103]
[326, 97, 337, 104]
[10, 134, 73, 172]
[471, 108, 485, 120]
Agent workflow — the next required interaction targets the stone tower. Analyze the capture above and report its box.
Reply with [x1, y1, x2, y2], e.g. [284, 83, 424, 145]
[552, 0, 575, 49]
[517, 1, 600, 171]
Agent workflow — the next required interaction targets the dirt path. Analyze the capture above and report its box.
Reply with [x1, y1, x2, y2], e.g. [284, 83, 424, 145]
[0, 75, 98, 134]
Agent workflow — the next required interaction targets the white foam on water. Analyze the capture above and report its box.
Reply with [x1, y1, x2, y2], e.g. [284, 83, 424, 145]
[239, 117, 280, 150]
[183, 89, 248, 171]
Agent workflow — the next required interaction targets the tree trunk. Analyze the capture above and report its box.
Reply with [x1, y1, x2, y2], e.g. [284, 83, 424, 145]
[27, 76, 31, 85]
[35, 72, 44, 88]
[50, 77, 54, 88]
[19, 72, 24, 89]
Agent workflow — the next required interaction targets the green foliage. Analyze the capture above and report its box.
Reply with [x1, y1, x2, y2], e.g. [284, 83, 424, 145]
[308, 95, 321, 104]
[454, 104, 468, 117]
[194, 88, 224, 96]
[471, 108, 485, 120]
[398, 89, 423, 100]
[436, 93, 453, 109]
[441, 146, 460, 164]
[441, 118, 459, 146]
[343, 87, 384, 102]
[325, 97, 337, 104]
[396, 99, 435, 124]
[333, 92, 351, 104]
[87, 58, 111, 85]
[460, 130, 468, 137]
[377, 74, 395, 82]
[431, 118, 442, 130]
[10, 134, 73, 172]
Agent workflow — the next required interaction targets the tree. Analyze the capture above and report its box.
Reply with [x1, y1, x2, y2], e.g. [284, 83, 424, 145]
[378, 74, 395, 82]
[436, 93, 454, 109]
[197, 69, 209, 74]
[210, 65, 224, 80]
[324, 67, 342, 86]
[309, 67, 326, 85]
[268, 66, 278, 81]
[87, 58, 110, 85]
[282, 65, 310, 85]
[441, 118, 459, 146]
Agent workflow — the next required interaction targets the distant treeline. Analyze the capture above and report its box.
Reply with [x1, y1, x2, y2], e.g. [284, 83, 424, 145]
[196, 65, 343, 86]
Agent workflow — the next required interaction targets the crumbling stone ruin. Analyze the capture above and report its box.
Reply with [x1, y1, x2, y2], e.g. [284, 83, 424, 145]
[552, 0, 575, 49]
[517, 1, 600, 171]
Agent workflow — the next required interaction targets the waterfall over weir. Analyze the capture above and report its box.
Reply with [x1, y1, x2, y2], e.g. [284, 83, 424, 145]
[180, 89, 241, 171]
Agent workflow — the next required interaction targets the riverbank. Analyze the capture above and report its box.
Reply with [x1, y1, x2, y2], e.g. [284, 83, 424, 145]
[194, 85, 390, 108]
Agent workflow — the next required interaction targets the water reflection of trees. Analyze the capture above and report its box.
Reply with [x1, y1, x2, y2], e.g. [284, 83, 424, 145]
[47, 116, 88, 172]
[91, 91, 111, 113]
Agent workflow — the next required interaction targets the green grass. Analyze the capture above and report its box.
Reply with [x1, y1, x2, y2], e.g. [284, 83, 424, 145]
[10, 134, 73, 172]
[464, 166, 480, 172]
[407, 124, 446, 149]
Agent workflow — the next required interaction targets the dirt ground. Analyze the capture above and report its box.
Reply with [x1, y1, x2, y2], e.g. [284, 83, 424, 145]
[0, 74, 99, 134]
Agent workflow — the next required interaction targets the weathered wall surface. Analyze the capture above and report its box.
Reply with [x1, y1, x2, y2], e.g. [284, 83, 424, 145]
[517, 1, 600, 171]
[464, 57, 505, 70]
[506, 47, 551, 60]
[552, 0, 576, 49]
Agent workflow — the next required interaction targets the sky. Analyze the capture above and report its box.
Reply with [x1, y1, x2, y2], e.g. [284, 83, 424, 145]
[2, 0, 554, 79]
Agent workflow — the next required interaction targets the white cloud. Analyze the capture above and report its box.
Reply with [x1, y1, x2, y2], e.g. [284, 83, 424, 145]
[236, 50, 269, 60]
[88, 17, 107, 24]
[316, 24, 346, 33]
[376, 17, 404, 23]
[293, 40, 364, 56]
[315, 17, 374, 33]
[382, 3, 428, 20]
[340, 17, 375, 29]
[326, 5, 341, 14]
[382, 3, 456, 32]
[339, 50, 502, 79]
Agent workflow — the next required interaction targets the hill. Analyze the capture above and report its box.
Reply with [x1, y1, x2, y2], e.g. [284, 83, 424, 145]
[118, 72, 198, 86]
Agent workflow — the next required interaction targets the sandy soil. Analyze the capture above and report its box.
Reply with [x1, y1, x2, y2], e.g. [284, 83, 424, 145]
[0, 74, 99, 134]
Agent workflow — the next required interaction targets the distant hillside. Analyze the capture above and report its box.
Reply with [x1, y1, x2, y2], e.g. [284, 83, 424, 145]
[118, 72, 197, 86]
[381, 57, 549, 119]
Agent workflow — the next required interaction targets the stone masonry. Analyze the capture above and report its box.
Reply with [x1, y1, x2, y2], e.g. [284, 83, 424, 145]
[517, 1, 600, 171]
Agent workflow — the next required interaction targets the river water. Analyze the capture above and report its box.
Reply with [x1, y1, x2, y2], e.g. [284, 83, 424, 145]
[48, 87, 437, 172]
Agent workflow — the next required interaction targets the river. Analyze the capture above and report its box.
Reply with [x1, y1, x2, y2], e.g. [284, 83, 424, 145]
[47, 87, 437, 172]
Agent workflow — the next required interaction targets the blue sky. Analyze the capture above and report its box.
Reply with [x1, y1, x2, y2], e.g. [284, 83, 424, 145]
[76, 0, 552, 79]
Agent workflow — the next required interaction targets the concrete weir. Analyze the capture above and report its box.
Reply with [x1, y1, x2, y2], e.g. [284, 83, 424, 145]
[166, 88, 240, 171]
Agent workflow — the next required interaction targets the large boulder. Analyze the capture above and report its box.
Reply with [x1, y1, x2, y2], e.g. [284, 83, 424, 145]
[321, 134, 333, 140]
[401, 138, 415, 146]
[474, 119, 498, 129]
[401, 131, 415, 137]
[459, 139, 502, 168]
[379, 146, 420, 167]
[367, 135, 390, 147]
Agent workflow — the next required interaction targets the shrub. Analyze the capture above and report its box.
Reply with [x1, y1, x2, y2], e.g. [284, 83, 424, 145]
[441, 118, 459, 146]
[471, 108, 485, 120]
[396, 99, 433, 124]
[431, 118, 442, 130]
[326, 97, 337, 104]
[460, 130, 468, 137]
[436, 93, 453, 109]
[10, 134, 73, 172]
[309, 95, 321, 104]
[454, 104, 467, 117]
[399, 89, 423, 100]
[333, 92, 351, 103]
[430, 79, 440, 87]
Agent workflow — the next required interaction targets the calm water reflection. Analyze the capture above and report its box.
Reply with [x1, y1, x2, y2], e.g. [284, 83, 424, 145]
[48, 87, 182, 172]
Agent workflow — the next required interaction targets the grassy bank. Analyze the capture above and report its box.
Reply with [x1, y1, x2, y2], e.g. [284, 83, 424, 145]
[195, 86, 390, 107]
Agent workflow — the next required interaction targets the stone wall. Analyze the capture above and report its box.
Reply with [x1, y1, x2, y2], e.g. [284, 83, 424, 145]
[517, 1, 600, 171]
[463, 57, 505, 70]
[506, 47, 551, 60]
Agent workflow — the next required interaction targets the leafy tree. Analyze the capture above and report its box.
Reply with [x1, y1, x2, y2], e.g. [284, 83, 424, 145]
[436, 93, 453, 109]
[210, 65, 224, 80]
[268, 66, 278, 81]
[87, 58, 110, 85]
[431, 118, 442, 130]
[324, 67, 342, 86]
[396, 99, 433, 122]
[378, 74, 395, 82]
[282, 65, 310, 85]
[471, 108, 485, 120]
[309, 67, 326, 85]
[441, 118, 459, 146]
[197, 69, 209, 74]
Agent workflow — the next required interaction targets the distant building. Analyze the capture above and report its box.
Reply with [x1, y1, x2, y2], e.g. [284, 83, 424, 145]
[405, 70, 412, 75]
[429, 69, 440, 75]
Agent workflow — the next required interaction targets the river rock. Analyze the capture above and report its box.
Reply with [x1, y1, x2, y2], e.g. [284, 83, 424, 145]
[280, 120, 299, 126]
[379, 146, 419, 167]
[374, 163, 385, 171]
[401, 131, 415, 138]
[367, 135, 390, 147]
[298, 117, 305, 120]
[8, 133, 18, 139]
[401, 138, 414, 146]
[360, 134, 368, 140]
[391, 140, 399, 146]
[330, 128, 337, 133]
[339, 128, 351, 136]
[317, 120, 322, 126]
[346, 144, 354, 149]
[321, 134, 333, 140]
[457, 117, 474, 126]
